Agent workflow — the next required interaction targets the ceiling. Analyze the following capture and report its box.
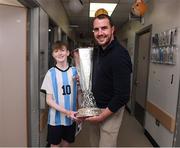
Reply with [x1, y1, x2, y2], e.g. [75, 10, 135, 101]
[0, 0, 23, 6]
[61, 0, 135, 42]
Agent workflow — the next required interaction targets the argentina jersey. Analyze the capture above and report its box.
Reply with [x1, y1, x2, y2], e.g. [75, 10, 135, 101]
[41, 66, 77, 126]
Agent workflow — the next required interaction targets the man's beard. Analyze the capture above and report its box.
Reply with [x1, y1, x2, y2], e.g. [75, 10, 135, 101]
[97, 34, 113, 49]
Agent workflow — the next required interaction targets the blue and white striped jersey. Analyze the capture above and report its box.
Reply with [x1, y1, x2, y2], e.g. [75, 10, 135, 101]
[41, 66, 78, 126]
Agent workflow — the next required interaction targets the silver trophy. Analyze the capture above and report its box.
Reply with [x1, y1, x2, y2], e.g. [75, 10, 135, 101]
[73, 47, 101, 117]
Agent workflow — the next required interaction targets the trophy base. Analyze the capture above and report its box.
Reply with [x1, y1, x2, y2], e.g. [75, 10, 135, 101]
[76, 107, 102, 118]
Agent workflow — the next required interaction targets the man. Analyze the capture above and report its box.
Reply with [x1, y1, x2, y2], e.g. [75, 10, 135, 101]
[85, 12, 132, 147]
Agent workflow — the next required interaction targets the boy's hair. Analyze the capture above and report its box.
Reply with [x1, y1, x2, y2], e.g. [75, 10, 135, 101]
[52, 41, 69, 52]
[93, 14, 114, 27]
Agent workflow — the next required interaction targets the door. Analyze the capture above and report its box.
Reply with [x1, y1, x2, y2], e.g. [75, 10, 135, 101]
[0, 4, 27, 146]
[133, 26, 151, 126]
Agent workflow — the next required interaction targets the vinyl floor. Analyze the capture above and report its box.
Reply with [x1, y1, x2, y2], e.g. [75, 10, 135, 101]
[71, 109, 153, 147]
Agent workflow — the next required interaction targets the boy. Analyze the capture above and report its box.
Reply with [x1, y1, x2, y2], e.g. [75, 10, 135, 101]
[41, 41, 79, 147]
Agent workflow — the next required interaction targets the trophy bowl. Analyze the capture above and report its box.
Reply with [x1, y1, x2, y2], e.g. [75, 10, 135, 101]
[73, 48, 102, 118]
[76, 107, 102, 118]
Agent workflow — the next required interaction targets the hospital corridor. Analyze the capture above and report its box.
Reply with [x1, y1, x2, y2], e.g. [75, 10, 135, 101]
[0, 0, 180, 147]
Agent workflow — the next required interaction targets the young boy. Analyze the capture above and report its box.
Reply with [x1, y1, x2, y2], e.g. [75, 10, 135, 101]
[41, 41, 79, 147]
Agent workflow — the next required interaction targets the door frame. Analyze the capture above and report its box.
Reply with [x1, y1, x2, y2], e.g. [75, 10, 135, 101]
[132, 25, 152, 126]
[20, 0, 41, 146]
[174, 77, 180, 146]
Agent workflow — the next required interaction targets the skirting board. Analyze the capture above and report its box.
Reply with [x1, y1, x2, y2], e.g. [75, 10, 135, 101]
[144, 129, 159, 147]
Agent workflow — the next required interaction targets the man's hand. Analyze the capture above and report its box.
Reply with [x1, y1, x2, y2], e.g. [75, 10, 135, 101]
[85, 108, 113, 123]
[85, 114, 104, 123]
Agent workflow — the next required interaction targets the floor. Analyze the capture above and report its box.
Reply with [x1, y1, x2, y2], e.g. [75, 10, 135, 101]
[71, 109, 153, 147]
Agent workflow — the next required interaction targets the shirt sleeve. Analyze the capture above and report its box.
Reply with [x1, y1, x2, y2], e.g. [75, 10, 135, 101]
[41, 71, 53, 95]
[74, 67, 78, 77]
[108, 48, 132, 112]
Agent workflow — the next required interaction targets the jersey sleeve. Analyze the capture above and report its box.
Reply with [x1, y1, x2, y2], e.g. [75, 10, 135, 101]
[72, 66, 78, 77]
[41, 71, 53, 95]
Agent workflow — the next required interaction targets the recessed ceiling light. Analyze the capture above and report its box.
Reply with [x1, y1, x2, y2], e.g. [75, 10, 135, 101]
[89, 3, 117, 17]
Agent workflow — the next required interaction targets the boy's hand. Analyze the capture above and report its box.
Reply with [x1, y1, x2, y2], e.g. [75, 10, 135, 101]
[67, 111, 83, 123]
[73, 75, 80, 86]
[67, 111, 77, 119]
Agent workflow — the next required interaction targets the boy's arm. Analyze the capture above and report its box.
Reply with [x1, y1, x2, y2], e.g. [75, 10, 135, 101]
[46, 93, 76, 118]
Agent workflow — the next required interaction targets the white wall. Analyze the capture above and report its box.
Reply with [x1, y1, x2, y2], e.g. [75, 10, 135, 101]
[118, 0, 180, 146]
[0, 0, 23, 6]
[144, 0, 180, 146]
[36, 0, 75, 39]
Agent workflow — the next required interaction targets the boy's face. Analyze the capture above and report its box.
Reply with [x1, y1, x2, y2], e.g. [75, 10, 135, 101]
[52, 46, 70, 64]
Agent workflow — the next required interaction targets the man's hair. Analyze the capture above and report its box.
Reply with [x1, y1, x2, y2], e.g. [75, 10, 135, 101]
[93, 14, 114, 27]
[52, 41, 69, 52]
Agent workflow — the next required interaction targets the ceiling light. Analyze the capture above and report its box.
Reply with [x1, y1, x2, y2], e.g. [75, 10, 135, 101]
[89, 3, 117, 17]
